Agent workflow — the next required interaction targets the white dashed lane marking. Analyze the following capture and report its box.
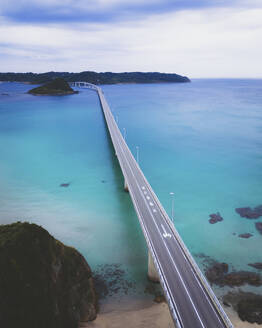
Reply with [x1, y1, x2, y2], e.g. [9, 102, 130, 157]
[161, 224, 172, 238]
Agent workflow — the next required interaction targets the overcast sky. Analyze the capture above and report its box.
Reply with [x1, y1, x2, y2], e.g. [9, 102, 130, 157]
[0, 0, 261, 77]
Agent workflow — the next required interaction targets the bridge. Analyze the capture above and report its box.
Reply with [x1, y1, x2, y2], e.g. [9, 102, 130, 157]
[71, 82, 234, 328]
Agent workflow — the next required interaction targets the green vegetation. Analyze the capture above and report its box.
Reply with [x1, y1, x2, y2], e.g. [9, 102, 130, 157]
[0, 71, 190, 84]
[0, 222, 97, 328]
[28, 77, 78, 95]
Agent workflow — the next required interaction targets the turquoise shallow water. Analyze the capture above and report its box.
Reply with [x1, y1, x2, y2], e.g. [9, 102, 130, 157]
[0, 79, 262, 302]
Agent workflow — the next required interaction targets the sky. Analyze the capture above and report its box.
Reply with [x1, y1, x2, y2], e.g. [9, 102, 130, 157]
[0, 0, 262, 77]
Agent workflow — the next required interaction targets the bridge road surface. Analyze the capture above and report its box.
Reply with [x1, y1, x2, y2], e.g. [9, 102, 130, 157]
[82, 84, 233, 328]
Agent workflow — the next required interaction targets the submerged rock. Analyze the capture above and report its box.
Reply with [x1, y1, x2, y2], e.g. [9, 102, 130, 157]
[223, 271, 262, 287]
[255, 222, 262, 234]
[205, 261, 262, 287]
[209, 212, 223, 224]
[238, 296, 262, 324]
[0, 222, 97, 328]
[205, 262, 229, 283]
[93, 264, 136, 300]
[60, 183, 70, 187]
[238, 233, 253, 239]
[248, 263, 262, 270]
[223, 291, 262, 324]
[236, 205, 262, 219]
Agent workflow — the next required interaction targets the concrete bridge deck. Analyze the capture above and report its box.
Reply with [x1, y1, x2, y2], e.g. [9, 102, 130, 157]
[72, 82, 233, 328]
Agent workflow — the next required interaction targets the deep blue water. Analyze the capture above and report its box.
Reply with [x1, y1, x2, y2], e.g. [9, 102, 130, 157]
[0, 79, 262, 302]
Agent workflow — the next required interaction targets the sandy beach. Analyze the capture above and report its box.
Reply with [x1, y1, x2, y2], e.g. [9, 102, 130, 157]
[80, 300, 261, 328]
[80, 302, 173, 328]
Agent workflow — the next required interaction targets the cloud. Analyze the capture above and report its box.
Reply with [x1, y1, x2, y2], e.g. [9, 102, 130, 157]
[0, 0, 258, 24]
[0, 5, 261, 77]
[0, 0, 261, 77]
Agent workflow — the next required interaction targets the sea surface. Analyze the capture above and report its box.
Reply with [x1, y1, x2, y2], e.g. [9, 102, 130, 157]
[0, 79, 262, 304]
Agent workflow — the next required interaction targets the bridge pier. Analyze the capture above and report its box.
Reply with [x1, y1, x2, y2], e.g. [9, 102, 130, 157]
[148, 251, 160, 282]
[124, 179, 129, 192]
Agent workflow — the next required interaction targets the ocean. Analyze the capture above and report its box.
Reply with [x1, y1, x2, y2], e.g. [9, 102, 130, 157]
[0, 79, 262, 305]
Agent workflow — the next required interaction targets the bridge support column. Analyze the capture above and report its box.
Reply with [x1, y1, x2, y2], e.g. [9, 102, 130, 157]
[148, 251, 159, 282]
[124, 179, 129, 192]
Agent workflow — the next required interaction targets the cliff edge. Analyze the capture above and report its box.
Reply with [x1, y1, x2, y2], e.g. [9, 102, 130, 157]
[0, 222, 97, 328]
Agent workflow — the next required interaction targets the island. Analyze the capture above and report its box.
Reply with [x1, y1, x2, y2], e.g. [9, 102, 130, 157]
[0, 71, 190, 85]
[28, 77, 78, 95]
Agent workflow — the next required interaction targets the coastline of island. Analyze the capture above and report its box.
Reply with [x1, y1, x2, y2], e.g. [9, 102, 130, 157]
[0, 71, 190, 85]
[28, 77, 78, 96]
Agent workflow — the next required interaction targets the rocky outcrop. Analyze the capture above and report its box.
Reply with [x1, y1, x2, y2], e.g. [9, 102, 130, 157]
[205, 262, 228, 283]
[93, 264, 136, 299]
[238, 296, 262, 324]
[235, 205, 262, 219]
[28, 78, 78, 95]
[223, 271, 262, 287]
[248, 263, 262, 270]
[238, 233, 253, 238]
[0, 222, 97, 328]
[255, 222, 262, 234]
[60, 182, 70, 187]
[209, 212, 223, 224]
[205, 261, 262, 287]
[223, 291, 262, 324]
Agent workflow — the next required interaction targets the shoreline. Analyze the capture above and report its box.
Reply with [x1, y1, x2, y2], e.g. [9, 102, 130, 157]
[79, 298, 261, 328]
[80, 301, 173, 328]
[225, 307, 262, 328]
